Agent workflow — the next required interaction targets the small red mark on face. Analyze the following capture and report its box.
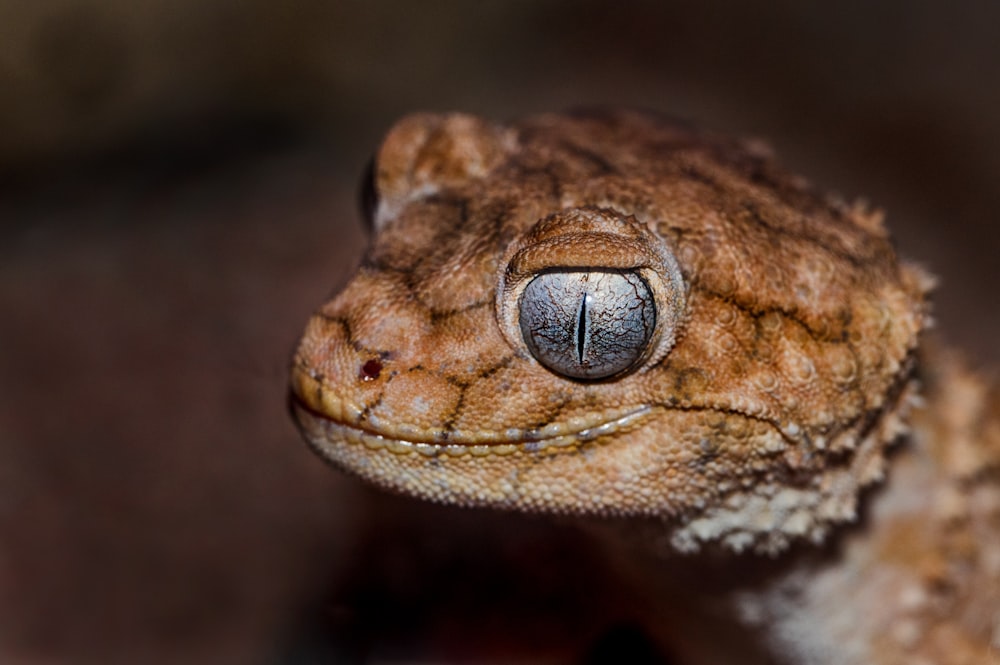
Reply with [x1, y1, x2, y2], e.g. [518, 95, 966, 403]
[359, 359, 382, 381]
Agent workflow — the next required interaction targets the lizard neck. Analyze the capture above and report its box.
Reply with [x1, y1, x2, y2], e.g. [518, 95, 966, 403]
[589, 342, 1000, 664]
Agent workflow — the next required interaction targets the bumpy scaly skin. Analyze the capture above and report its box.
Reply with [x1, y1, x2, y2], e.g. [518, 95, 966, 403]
[290, 110, 1000, 663]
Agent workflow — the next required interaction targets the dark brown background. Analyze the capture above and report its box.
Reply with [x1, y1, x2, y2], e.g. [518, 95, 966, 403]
[2, 2, 997, 663]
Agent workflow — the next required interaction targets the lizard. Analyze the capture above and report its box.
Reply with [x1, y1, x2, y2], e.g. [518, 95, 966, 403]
[288, 109, 1000, 664]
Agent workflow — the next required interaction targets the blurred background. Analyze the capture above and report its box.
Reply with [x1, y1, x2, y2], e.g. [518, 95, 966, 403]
[1, 2, 997, 664]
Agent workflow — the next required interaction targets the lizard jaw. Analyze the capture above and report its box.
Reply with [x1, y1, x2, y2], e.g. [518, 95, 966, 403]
[289, 389, 655, 457]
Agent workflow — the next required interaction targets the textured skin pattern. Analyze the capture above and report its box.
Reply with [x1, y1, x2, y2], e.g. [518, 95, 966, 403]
[290, 110, 1000, 663]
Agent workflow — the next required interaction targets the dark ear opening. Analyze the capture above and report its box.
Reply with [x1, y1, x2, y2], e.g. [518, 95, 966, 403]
[357, 156, 378, 235]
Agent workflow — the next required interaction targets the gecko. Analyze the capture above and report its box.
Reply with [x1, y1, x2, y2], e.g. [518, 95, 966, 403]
[289, 109, 1000, 664]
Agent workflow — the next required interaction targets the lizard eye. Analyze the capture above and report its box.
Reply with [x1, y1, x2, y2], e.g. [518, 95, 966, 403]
[496, 207, 687, 382]
[519, 270, 656, 380]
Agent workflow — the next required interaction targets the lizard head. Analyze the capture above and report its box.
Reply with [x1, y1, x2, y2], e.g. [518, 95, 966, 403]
[290, 110, 930, 553]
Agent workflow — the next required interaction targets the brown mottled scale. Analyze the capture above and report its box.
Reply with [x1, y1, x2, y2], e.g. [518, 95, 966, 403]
[290, 110, 1000, 663]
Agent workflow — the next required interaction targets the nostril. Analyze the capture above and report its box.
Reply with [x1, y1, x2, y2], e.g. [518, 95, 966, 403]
[359, 359, 382, 381]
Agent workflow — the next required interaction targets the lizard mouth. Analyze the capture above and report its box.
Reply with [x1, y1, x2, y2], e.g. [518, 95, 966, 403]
[288, 388, 655, 457]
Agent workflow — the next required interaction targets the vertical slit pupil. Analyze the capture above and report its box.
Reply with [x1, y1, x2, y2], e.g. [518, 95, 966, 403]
[576, 291, 588, 364]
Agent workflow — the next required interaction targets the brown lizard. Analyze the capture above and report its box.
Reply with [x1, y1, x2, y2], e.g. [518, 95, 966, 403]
[289, 110, 1000, 664]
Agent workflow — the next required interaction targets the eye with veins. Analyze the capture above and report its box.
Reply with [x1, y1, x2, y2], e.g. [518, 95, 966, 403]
[496, 207, 687, 381]
[519, 270, 656, 380]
